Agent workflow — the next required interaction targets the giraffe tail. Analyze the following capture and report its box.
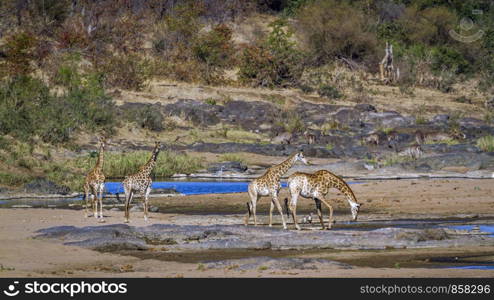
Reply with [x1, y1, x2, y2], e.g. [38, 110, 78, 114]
[246, 202, 252, 218]
[284, 198, 290, 218]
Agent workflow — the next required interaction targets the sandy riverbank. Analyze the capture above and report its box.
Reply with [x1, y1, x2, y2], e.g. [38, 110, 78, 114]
[0, 178, 493, 278]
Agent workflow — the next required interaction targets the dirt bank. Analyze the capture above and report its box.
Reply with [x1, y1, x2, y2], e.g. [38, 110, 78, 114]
[0, 178, 493, 278]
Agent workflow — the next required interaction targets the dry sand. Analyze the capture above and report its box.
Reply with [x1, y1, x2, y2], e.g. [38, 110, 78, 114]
[0, 178, 493, 278]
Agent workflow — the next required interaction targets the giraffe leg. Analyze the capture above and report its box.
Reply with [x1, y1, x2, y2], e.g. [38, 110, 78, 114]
[244, 202, 251, 226]
[315, 199, 325, 230]
[84, 185, 90, 218]
[91, 193, 97, 219]
[144, 186, 151, 222]
[245, 187, 258, 226]
[98, 183, 105, 223]
[289, 193, 301, 230]
[317, 197, 334, 230]
[269, 200, 275, 227]
[124, 187, 133, 223]
[272, 192, 287, 230]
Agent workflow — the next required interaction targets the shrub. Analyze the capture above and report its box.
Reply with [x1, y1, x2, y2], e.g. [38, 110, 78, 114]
[152, 3, 202, 59]
[477, 135, 494, 152]
[137, 106, 164, 131]
[97, 54, 151, 91]
[239, 19, 304, 87]
[399, 7, 457, 46]
[318, 84, 342, 99]
[72, 150, 203, 178]
[0, 70, 115, 144]
[1, 31, 38, 77]
[295, 0, 378, 66]
[193, 24, 235, 69]
[56, 17, 91, 51]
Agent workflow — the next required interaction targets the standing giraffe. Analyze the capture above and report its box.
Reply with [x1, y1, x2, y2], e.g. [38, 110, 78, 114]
[244, 151, 309, 229]
[287, 170, 361, 230]
[123, 141, 162, 223]
[83, 136, 106, 221]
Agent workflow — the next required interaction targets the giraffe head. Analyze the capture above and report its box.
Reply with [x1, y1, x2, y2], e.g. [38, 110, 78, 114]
[151, 141, 162, 161]
[97, 136, 107, 149]
[293, 151, 309, 165]
[350, 202, 361, 221]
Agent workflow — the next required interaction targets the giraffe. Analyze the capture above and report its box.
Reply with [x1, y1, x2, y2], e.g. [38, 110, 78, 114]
[123, 141, 162, 223]
[244, 151, 309, 229]
[286, 169, 361, 230]
[83, 136, 106, 221]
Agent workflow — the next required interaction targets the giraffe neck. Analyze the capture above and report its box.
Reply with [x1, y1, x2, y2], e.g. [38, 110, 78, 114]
[270, 153, 298, 179]
[334, 177, 359, 206]
[139, 146, 160, 176]
[95, 143, 104, 171]
[319, 170, 359, 206]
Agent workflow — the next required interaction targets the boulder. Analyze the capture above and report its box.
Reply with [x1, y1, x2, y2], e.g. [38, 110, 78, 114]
[24, 178, 70, 195]
[207, 161, 248, 173]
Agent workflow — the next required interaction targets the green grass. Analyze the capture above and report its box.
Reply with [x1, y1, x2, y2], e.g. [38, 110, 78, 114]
[0, 172, 32, 186]
[382, 154, 414, 167]
[424, 138, 459, 146]
[378, 127, 395, 135]
[72, 150, 203, 179]
[226, 129, 262, 142]
[476, 135, 494, 152]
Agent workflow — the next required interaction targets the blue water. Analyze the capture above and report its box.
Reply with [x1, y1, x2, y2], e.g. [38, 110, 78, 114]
[449, 225, 494, 237]
[105, 181, 254, 195]
[451, 266, 494, 270]
[105, 181, 361, 195]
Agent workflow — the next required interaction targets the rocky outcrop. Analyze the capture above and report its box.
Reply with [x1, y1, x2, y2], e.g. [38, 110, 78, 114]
[24, 178, 70, 195]
[207, 161, 248, 173]
[36, 223, 493, 252]
[203, 257, 352, 271]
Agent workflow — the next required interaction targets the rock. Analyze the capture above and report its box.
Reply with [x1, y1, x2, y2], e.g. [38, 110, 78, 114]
[164, 99, 221, 127]
[207, 161, 248, 173]
[459, 118, 487, 128]
[220, 100, 280, 131]
[203, 257, 352, 271]
[151, 188, 179, 194]
[24, 178, 70, 195]
[130, 205, 143, 212]
[395, 229, 449, 242]
[149, 206, 159, 213]
[402, 152, 494, 171]
[36, 223, 490, 253]
[354, 103, 377, 113]
[271, 132, 293, 144]
[432, 114, 449, 124]
[363, 111, 412, 128]
[109, 207, 121, 212]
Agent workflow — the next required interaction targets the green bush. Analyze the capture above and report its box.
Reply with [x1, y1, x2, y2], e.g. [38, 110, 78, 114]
[193, 24, 235, 69]
[1, 31, 38, 77]
[239, 19, 304, 87]
[124, 106, 164, 132]
[97, 54, 151, 91]
[318, 84, 342, 99]
[477, 135, 494, 152]
[0, 70, 115, 144]
[295, 0, 378, 66]
[72, 150, 203, 178]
